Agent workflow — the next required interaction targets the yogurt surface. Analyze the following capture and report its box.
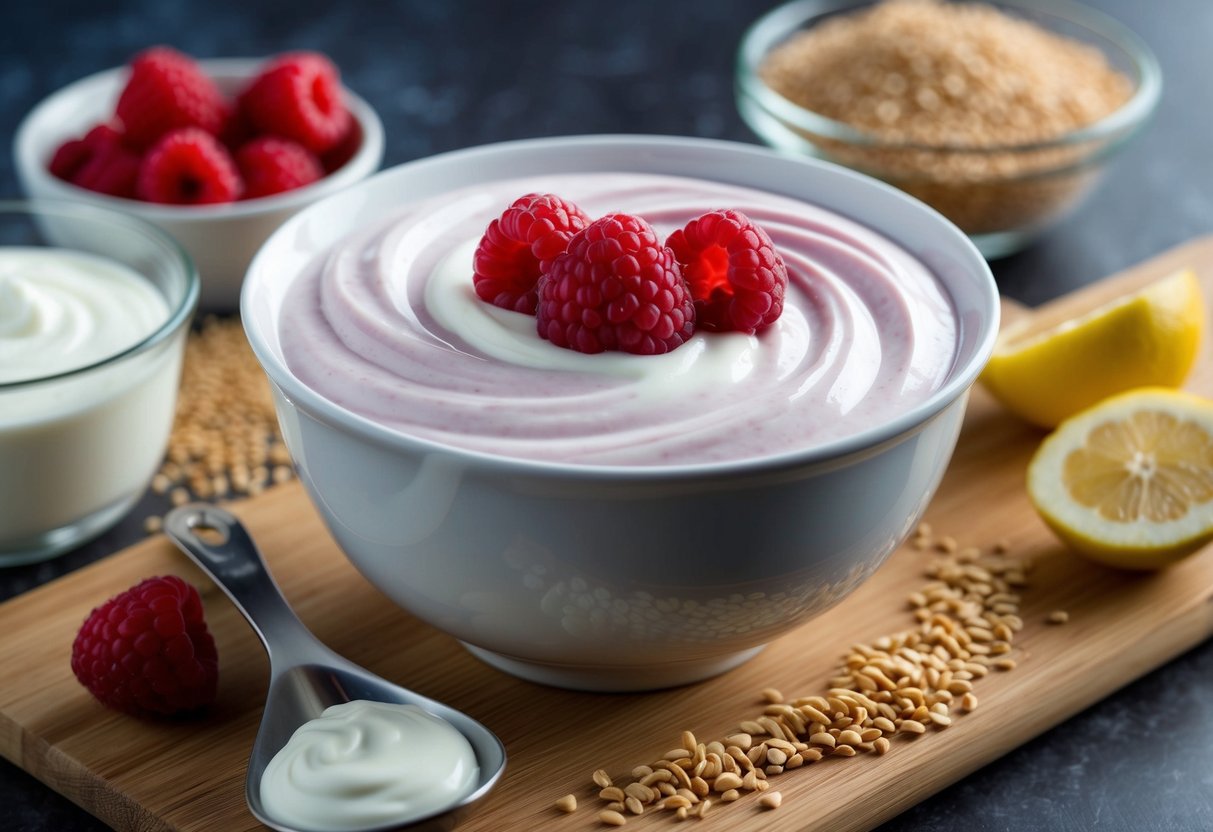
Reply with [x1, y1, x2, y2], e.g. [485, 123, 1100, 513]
[259, 700, 479, 831]
[0, 247, 168, 383]
[279, 173, 958, 466]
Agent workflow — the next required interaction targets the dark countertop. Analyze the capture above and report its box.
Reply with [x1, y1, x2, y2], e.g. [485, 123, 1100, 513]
[2, 1, 1212, 830]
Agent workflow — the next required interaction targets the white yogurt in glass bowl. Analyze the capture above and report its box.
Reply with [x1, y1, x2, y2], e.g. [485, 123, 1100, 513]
[243, 136, 998, 691]
[0, 200, 197, 565]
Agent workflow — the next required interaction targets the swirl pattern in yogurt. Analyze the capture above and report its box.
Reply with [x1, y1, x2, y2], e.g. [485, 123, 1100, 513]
[279, 173, 958, 466]
[0, 248, 167, 383]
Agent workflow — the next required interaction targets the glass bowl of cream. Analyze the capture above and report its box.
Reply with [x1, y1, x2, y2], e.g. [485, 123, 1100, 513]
[0, 200, 198, 565]
[242, 135, 999, 692]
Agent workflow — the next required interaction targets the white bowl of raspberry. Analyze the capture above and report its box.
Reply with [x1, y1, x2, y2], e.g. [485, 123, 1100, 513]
[242, 135, 999, 692]
[14, 48, 384, 310]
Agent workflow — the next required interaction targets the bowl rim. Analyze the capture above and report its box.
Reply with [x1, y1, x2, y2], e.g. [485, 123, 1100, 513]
[242, 134, 1000, 481]
[13, 57, 385, 220]
[736, 0, 1162, 155]
[0, 198, 200, 390]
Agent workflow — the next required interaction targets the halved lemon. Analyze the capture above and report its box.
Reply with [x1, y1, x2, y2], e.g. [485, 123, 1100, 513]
[1027, 387, 1213, 569]
[981, 269, 1205, 427]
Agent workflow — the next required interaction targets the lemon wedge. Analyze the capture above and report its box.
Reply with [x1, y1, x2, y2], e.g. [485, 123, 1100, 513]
[981, 269, 1205, 427]
[1027, 387, 1213, 569]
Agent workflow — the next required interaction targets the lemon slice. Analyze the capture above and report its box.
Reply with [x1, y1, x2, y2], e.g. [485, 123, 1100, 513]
[981, 269, 1205, 427]
[1027, 387, 1213, 569]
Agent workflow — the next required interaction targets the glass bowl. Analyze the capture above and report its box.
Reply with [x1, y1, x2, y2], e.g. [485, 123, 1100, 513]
[0, 200, 198, 565]
[736, 0, 1161, 258]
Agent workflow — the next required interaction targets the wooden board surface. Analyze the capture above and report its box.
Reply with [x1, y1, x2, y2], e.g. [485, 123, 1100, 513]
[4, 237, 1213, 832]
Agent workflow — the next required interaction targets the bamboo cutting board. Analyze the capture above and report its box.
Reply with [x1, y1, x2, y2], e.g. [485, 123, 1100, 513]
[3, 238, 1213, 832]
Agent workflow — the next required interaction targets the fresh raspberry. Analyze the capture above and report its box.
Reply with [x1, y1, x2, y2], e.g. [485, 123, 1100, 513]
[320, 119, 362, 173]
[537, 213, 696, 355]
[71, 576, 219, 717]
[115, 46, 229, 149]
[238, 52, 351, 154]
[136, 127, 242, 205]
[666, 210, 788, 334]
[235, 136, 323, 199]
[474, 194, 592, 314]
[48, 124, 141, 199]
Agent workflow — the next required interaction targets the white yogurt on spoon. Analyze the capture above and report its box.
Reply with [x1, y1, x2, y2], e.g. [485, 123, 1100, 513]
[259, 699, 480, 831]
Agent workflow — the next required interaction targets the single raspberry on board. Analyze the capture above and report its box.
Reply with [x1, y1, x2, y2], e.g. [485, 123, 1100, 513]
[236, 136, 323, 198]
[49, 124, 141, 199]
[238, 52, 351, 154]
[537, 213, 696, 355]
[71, 576, 219, 717]
[473, 193, 592, 314]
[115, 46, 230, 149]
[666, 209, 787, 333]
[136, 127, 242, 204]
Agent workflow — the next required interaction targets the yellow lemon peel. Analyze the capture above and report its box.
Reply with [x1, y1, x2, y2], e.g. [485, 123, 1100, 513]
[982, 269, 1204, 427]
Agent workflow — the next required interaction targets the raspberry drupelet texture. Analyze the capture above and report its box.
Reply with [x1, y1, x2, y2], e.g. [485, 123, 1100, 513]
[666, 209, 788, 334]
[136, 127, 243, 204]
[49, 124, 141, 199]
[115, 46, 230, 149]
[238, 52, 352, 154]
[236, 136, 323, 198]
[537, 213, 696, 355]
[71, 575, 219, 717]
[474, 193, 592, 314]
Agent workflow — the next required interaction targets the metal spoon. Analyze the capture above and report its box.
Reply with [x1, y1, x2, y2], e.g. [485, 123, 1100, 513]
[165, 504, 506, 832]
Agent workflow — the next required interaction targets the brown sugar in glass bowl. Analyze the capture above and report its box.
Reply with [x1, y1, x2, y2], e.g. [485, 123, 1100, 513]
[736, 0, 1160, 258]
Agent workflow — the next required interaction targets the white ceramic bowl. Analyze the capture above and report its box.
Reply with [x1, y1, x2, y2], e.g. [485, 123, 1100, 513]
[242, 135, 999, 691]
[14, 58, 384, 310]
[0, 199, 198, 566]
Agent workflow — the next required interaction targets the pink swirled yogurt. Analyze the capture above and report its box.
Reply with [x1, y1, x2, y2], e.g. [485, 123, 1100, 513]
[278, 172, 958, 466]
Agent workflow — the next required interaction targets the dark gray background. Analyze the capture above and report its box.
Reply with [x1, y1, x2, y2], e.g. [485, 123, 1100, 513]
[2, 1, 1212, 830]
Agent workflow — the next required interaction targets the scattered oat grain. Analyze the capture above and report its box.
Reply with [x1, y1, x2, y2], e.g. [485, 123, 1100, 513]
[759, 791, 783, 810]
[598, 809, 627, 827]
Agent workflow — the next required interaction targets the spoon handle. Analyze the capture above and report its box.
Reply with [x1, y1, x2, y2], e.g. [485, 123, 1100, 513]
[165, 504, 331, 668]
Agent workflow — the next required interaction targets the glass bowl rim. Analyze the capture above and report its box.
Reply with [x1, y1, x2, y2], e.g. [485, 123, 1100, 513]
[0, 198, 199, 391]
[735, 0, 1162, 155]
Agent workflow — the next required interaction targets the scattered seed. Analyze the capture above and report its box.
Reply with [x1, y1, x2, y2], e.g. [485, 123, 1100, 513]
[1048, 610, 1070, 625]
[759, 791, 783, 810]
[555, 794, 577, 813]
[593, 770, 614, 789]
[579, 531, 1027, 825]
[598, 809, 627, 827]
